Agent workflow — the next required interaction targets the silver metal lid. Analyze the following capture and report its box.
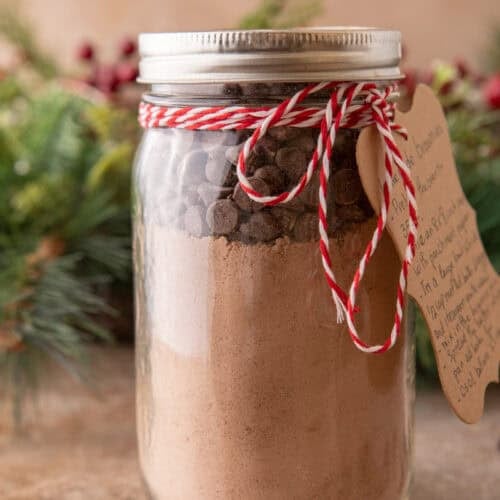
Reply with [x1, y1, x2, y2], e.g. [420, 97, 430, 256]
[138, 28, 402, 84]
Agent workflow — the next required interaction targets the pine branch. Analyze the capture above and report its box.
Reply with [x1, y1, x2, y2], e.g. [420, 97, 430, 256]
[274, 0, 323, 28]
[238, 0, 286, 29]
[0, 254, 114, 421]
[72, 234, 131, 281]
[0, 73, 137, 420]
[238, 0, 322, 29]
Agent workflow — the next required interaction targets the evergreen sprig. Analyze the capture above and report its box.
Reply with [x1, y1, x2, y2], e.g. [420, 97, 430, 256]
[238, 0, 322, 30]
[0, 77, 136, 419]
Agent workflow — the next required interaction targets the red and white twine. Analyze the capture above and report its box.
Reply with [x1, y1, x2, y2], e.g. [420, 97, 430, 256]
[139, 82, 418, 354]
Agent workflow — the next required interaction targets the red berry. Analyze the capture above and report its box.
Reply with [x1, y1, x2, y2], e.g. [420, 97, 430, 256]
[77, 42, 95, 62]
[93, 65, 119, 93]
[483, 74, 500, 109]
[119, 38, 136, 57]
[116, 63, 139, 83]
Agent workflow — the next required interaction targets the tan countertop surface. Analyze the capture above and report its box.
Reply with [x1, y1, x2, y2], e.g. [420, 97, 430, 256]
[0, 347, 498, 500]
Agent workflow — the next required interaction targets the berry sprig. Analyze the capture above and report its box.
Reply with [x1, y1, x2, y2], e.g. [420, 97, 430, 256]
[76, 37, 139, 96]
[400, 54, 499, 110]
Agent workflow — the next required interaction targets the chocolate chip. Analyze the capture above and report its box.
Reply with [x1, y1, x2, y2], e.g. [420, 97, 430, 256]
[293, 213, 318, 242]
[179, 150, 207, 185]
[232, 177, 271, 212]
[226, 145, 263, 175]
[197, 182, 233, 207]
[332, 129, 350, 153]
[254, 165, 286, 194]
[295, 133, 316, 153]
[276, 146, 307, 183]
[183, 205, 207, 237]
[240, 212, 281, 242]
[206, 199, 239, 235]
[332, 168, 363, 205]
[183, 187, 201, 206]
[170, 129, 195, 156]
[332, 154, 357, 171]
[332, 129, 359, 167]
[254, 136, 278, 163]
[155, 194, 186, 226]
[268, 126, 302, 142]
[283, 196, 305, 211]
[336, 205, 368, 223]
[272, 207, 298, 233]
[205, 151, 237, 187]
[300, 175, 320, 208]
[198, 130, 227, 149]
[247, 151, 266, 172]
[236, 129, 253, 143]
[225, 145, 242, 166]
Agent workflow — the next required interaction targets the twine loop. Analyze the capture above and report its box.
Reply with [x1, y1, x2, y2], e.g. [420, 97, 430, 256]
[139, 81, 418, 354]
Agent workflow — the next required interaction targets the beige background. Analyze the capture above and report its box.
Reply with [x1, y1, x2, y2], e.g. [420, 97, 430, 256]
[3, 0, 500, 70]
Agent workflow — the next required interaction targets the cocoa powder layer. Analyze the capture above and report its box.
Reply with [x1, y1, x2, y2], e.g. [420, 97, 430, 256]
[135, 219, 413, 500]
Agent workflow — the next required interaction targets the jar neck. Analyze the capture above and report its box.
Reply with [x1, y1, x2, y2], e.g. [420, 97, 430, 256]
[142, 81, 400, 107]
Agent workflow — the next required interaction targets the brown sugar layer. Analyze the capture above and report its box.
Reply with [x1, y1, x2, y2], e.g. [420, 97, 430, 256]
[135, 219, 414, 500]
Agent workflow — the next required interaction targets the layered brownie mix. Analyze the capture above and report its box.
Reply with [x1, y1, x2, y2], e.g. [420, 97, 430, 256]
[134, 106, 414, 499]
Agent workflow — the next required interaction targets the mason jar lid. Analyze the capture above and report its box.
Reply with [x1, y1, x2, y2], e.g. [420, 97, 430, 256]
[138, 27, 402, 84]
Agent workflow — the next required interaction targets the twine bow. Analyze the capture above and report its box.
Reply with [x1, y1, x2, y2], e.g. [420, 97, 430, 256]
[139, 81, 418, 354]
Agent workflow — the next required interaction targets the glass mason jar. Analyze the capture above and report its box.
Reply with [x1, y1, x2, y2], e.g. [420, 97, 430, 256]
[134, 29, 415, 500]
